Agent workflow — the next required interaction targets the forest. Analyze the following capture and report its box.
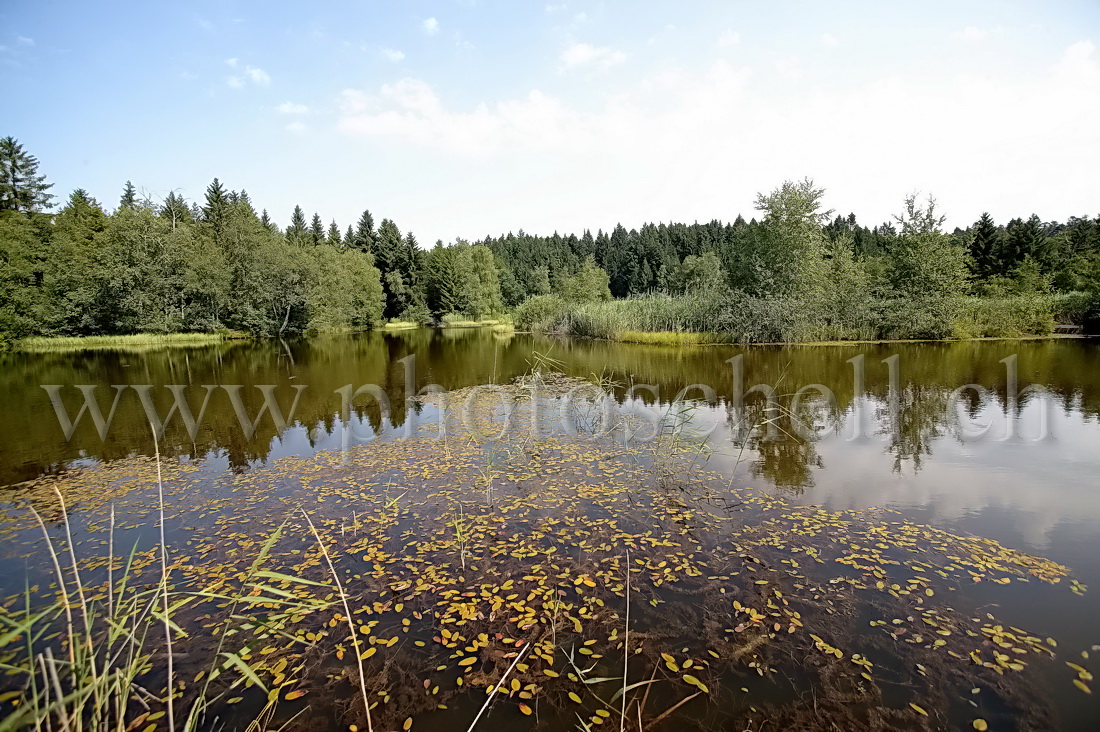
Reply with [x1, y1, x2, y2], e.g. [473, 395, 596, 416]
[2, 135, 1098, 344]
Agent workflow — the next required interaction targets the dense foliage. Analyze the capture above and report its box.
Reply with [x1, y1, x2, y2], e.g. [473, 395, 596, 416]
[2, 136, 1098, 344]
[492, 179, 1100, 341]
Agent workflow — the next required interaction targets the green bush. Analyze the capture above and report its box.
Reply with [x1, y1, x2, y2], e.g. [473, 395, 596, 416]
[514, 294, 569, 332]
[951, 296, 1055, 338]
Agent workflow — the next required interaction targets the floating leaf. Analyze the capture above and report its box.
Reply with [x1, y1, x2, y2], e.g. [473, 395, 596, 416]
[682, 674, 709, 694]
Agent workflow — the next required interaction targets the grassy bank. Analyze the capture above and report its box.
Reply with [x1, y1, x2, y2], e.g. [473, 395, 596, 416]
[14, 331, 247, 351]
[440, 313, 509, 328]
[382, 320, 420, 330]
[514, 293, 1074, 345]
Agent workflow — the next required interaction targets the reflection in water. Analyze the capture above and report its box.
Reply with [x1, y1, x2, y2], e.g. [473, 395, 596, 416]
[1, 331, 1099, 729]
[2, 331, 1098, 516]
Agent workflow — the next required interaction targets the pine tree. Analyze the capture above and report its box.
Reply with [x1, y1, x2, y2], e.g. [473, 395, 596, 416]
[344, 224, 355, 249]
[0, 137, 54, 213]
[310, 213, 325, 246]
[327, 220, 342, 247]
[160, 191, 192, 230]
[1002, 215, 1049, 272]
[119, 180, 138, 210]
[260, 209, 278, 234]
[202, 178, 229, 232]
[286, 205, 308, 245]
[353, 209, 376, 252]
[969, 212, 1001, 279]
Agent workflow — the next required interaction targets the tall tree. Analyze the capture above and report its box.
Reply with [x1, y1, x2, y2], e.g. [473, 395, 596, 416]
[1002, 215, 1049, 272]
[119, 180, 138, 210]
[326, 220, 342, 247]
[352, 209, 376, 253]
[968, 212, 1001, 279]
[286, 205, 308, 245]
[160, 191, 191, 230]
[0, 137, 54, 213]
[310, 213, 325, 246]
[202, 178, 229, 233]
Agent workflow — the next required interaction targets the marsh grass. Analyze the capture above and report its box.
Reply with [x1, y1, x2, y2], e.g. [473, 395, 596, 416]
[14, 332, 243, 352]
[0, 457, 348, 732]
[382, 320, 419, 330]
[440, 314, 503, 328]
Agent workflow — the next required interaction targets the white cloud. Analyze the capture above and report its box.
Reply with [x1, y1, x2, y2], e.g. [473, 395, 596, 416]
[226, 63, 271, 88]
[821, 32, 839, 48]
[245, 66, 271, 85]
[951, 26, 1001, 42]
[718, 29, 740, 47]
[573, 12, 587, 24]
[285, 120, 307, 133]
[333, 39, 1100, 243]
[422, 17, 440, 35]
[16, 35, 33, 46]
[381, 48, 405, 63]
[560, 43, 626, 70]
[277, 101, 309, 114]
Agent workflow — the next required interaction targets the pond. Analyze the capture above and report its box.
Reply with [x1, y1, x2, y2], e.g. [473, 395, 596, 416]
[0, 330, 1097, 731]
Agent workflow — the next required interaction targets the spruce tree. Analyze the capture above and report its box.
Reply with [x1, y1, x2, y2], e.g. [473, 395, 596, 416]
[969, 212, 1001, 279]
[1003, 215, 1049, 272]
[310, 213, 325, 245]
[160, 191, 191, 230]
[327, 220, 342, 247]
[202, 178, 229, 232]
[0, 136, 54, 213]
[353, 209, 376, 252]
[119, 180, 138, 210]
[286, 205, 307, 245]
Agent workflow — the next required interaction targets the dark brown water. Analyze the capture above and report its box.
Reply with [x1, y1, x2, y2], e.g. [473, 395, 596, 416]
[1, 329, 1098, 729]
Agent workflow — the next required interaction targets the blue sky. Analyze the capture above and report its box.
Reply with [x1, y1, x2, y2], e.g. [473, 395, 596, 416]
[2, 1, 1098, 244]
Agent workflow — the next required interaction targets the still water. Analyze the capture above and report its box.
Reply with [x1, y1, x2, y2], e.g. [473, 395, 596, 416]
[1, 329, 1098, 729]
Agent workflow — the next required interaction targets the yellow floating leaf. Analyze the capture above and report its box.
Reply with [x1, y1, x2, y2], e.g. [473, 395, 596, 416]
[519, 703, 533, 716]
[973, 721, 988, 731]
[909, 703, 928, 716]
[682, 675, 709, 694]
[568, 691, 582, 704]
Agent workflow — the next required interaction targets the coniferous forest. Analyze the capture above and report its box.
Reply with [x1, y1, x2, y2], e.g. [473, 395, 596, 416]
[2, 137, 1099, 344]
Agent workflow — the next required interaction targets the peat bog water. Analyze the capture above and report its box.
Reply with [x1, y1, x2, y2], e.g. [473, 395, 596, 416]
[0, 329, 1098, 731]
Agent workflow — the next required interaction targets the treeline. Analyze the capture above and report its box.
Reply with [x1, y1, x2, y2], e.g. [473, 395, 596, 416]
[3, 134, 1099, 344]
[504, 181, 1100, 341]
[485, 194, 1100, 305]
[0, 137, 506, 341]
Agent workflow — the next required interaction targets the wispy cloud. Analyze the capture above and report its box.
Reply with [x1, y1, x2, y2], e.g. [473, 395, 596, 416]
[422, 17, 440, 35]
[226, 59, 271, 88]
[560, 43, 626, 70]
[821, 32, 840, 48]
[382, 48, 405, 63]
[16, 35, 34, 47]
[285, 120, 307, 133]
[718, 30, 740, 48]
[277, 101, 309, 114]
[246, 67, 271, 85]
[952, 26, 1002, 42]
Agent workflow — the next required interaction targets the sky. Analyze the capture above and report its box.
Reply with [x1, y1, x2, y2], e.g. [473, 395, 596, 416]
[2, 0, 1098, 245]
